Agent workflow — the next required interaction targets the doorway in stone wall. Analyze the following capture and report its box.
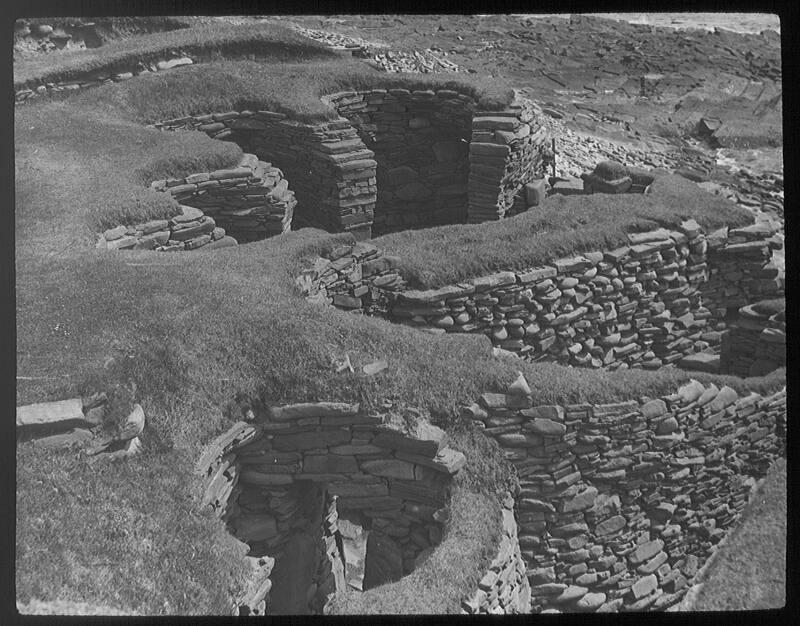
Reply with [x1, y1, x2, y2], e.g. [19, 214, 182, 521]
[334, 90, 475, 236]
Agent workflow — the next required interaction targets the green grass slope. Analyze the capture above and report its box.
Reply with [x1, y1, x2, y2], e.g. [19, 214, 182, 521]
[689, 458, 786, 610]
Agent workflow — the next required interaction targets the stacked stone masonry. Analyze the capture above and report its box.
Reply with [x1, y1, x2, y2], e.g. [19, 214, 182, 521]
[155, 110, 378, 239]
[461, 492, 532, 614]
[327, 89, 474, 234]
[198, 404, 468, 614]
[155, 92, 548, 238]
[295, 240, 406, 314]
[720, 301, 786, 377]
[462, 372, 786, 612]
[96, 205, 236, 252]
[468, 98, 550, 222]
[299, 220, 784, 372]
[149, 153, 296, 243]
[700, 222, 784, 312]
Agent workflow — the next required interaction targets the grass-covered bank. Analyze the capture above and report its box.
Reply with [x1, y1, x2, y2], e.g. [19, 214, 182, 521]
[688, 458, 787, 611]
[375, 175, 755, 290]
[15, 444, 251, 615]
[61, 56, 513, 125]
[14, 21, 336, 88]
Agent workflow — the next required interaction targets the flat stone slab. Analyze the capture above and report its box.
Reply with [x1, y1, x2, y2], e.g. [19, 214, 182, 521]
[679, 351, 720, 374]
[17, 398, 91, 433]
[268, 402, 360, 422]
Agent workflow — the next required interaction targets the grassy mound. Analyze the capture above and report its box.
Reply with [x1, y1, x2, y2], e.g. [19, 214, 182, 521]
[375, 174, 754, 289]
[60, 56, 514, 124]
[14, 21, 337, 87]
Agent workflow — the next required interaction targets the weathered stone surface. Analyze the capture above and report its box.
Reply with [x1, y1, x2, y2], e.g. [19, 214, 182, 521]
[507, 372, 532, 397]
[640, 399, 667, 419]
[271, 429, 351, 451]
[555, 585, 588, 603]
[709, 386, 739, 412]
[268, 402, 360, 422]
[629, 574, 658, 599]
[525, 418, 567, 437]
[372, 422, 445, 456]
[303, 454, 358, 474]
[628, 539, 664, 565]
[396, 447, 466, 474]
[595, 514, 627, 536]
[521, 405, 565, 421]
[576, 592, 606, 611]
[561, 487, 598, 513]
[17, 398, 90, 432]
[360, 459, 416, 480]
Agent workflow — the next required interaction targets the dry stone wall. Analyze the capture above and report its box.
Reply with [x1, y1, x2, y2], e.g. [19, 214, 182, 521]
[720, 301, 786, 377]
[701, 222, 784, 313]
[155, 112, 378, 239]
[328, 88, 474, 234]
[462, 373, 786, 613]
[469, 98, 550, 222]
[155, 92, 548, 238]
[95, 153, 298, 251]
[299, 221, 783, 373]
[461, 492, 531, 614]
[295, 240, 405, 313]
[198, 404, 467, 614]
[148, 153, 296, 243]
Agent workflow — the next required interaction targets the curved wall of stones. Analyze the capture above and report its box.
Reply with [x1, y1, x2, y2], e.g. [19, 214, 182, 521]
[155, 112, 378, 239]
[148, 153, 296, 243]
[95, 153, 296, 251]
[155, 91, 549, 239]
[720, 301, 786, 377]
[462, 373, 786, 612]
[328, 88, 473, 234]
[298, 220, 783, 372]
[197, 403, 468, 614]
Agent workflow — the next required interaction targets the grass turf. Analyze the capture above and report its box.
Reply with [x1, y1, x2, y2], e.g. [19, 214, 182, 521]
[689, 458, 786, 610]
[61, 56, 515, 124]
[375, 175, 754, 290]
[14, 24, 784, 615]
[14, 21, 337, 88]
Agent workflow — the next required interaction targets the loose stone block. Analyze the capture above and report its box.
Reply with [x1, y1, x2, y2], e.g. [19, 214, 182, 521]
[268, 402, 360, 422]
[17, 398, 89, 432]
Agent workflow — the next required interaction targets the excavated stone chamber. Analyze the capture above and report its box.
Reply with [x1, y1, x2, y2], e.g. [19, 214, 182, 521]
[154, 90, 550, 240]
[329, 89, 473, 235]
[198, 402, 466, 615]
